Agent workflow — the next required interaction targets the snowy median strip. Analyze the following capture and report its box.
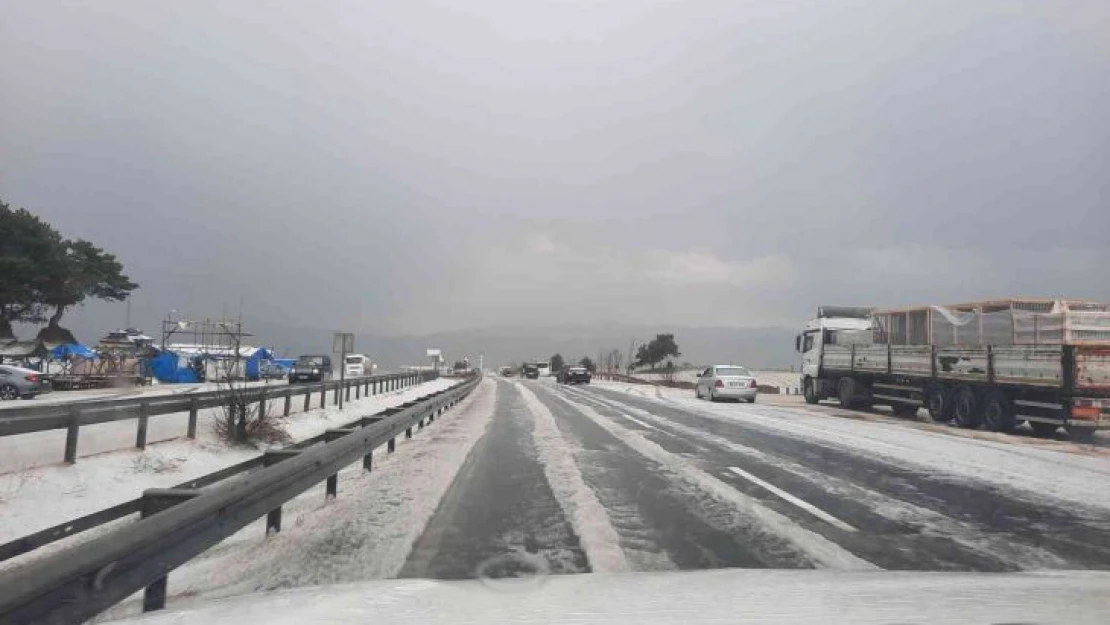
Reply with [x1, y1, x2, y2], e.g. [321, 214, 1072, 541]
[550, 390, 879, 571]
[511, 380, 632, 574]
[725, 466, 857, 532]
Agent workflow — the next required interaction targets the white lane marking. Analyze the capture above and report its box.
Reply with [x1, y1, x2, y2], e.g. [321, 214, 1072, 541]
[552, 392, 879, 570]
[620, 413, 663, 432]
[726, 466, 857, 532]
[514, 382, 632, 573]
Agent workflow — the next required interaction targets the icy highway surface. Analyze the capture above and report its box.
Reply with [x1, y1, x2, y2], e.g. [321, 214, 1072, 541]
[89, 376, 1110, 619]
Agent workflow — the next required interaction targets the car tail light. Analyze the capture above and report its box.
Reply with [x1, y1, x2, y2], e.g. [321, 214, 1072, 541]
[749, 379, 757, 388]
[24, 374, 38, 383]
[714, 380, 724, 388]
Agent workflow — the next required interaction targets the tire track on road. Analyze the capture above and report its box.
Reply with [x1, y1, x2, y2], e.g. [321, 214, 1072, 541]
[564, 385, 1074, 571]
[545, 384, 878, 571]
[577, 384, 1110, 570]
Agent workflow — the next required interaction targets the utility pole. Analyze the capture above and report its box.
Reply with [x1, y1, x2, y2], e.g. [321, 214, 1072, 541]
[478, 353, 484, 372]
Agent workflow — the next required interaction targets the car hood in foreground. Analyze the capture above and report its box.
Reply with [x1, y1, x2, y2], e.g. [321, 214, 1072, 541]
[113, 569, 1110, 624]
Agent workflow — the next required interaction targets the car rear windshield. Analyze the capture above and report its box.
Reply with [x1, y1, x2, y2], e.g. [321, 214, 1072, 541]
[715, 366, 751, 377]
[345, 356, 362, 364]
[297, 356, 325, 365]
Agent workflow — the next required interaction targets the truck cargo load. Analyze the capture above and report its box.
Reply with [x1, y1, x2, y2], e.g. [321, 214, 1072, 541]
[797, 299, 1110, 440]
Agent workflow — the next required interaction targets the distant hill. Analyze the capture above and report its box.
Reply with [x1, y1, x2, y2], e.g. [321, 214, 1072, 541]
[241, 318, 798, 372]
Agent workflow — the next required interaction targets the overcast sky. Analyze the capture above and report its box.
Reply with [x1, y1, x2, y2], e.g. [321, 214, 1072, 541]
[3, 0, 1108, 340]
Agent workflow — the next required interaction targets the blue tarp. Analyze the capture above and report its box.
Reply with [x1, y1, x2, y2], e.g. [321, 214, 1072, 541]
[244, 347, 275, 381]
[149, 351, 199, 383]
[50, 343, 97, 359]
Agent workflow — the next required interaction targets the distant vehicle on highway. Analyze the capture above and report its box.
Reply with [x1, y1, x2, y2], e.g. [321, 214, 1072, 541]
[558, 366, 591, 385]
[258, 361, 289, 380]
[498, 366, 513, 377]
[695, 365, 757, 403]
[522, 363, 540, 379]
[536, 361, 552, 377]
[0, 364, 52, 400]
[343, 354, 373, 377]
[288, 355, 333, 384]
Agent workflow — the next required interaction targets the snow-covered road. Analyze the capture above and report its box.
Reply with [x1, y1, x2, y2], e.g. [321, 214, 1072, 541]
[70, 375, 1110, 619]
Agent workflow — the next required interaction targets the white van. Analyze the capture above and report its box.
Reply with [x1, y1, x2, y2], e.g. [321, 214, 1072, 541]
[536, 362, 552, 377]
[344, 354, 373, 378]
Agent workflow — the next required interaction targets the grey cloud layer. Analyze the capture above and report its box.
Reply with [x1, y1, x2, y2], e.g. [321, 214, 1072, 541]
[2, 0, 1107, 342]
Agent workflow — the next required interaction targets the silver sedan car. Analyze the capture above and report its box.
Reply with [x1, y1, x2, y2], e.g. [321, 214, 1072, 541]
[694, 365, 758, 403]
[0, 364, 52, 400]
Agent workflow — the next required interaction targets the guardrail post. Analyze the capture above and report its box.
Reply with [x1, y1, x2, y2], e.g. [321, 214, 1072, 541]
[187, 397, 199, 439]
[258, 393, 266, 420]
[345, 383, 351, 402]
[319, 385, 326, 409]
[363, 450, 373, 472]
[262, 450, 301, 534]
[355, 383, 361, 400]
[140, 488, 200, 612]
[267, 507, 282, 534]
[388, 437, 396, 453]
[283, 390, 292, 416]
[64, 407, 81, 464]
[303, 388, 311, 412]
[136, 402, 150, 450]
[333, 383, 340, 406]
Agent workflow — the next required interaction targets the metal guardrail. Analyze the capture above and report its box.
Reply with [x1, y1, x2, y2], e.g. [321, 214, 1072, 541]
[0, 371, 434, 463]
[0, 374, 480, 624]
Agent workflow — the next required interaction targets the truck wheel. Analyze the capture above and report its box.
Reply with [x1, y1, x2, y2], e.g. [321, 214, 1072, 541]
[803, 378, 819, 405]
[1066, 426, 1096, 442]
[837, 377, 856, 409]
[953, 386, 981, 429]
[1029, 422, 1058, 438]
[891, 403, 918, 418]
[926, 385, 954, 422]
[982, 392, 1016, 432]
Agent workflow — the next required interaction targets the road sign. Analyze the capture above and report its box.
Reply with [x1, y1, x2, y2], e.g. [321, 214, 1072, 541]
[426, 348, 441, 358]
[333, 332, 355, 353]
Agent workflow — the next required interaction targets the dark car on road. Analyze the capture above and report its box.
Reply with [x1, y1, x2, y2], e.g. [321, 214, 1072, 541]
[522, 363, 540, 379]
[558, 366, 591, 385]
[288, 355, 333, 384]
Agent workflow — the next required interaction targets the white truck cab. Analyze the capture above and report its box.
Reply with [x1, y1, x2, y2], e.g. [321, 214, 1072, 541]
[796, 306, 872, 403]
[344, 354, 373, 378]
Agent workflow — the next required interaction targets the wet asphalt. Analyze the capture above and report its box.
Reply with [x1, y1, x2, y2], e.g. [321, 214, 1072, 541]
[401, 378, 1110, 579]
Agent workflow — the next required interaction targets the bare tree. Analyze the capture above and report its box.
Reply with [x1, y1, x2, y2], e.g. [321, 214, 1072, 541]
[626, 338, 637, 375]
[209, 322, 289, 445]
[608, 348, 623, 373]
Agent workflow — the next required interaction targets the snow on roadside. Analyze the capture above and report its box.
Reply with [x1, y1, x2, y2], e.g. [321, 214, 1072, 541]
[509, 380, 631, 573]
[0, 378, 458, 549]
[94, 377, 498, 621]
[591, 381, 1110, 514]
[548, 390, 879, 571]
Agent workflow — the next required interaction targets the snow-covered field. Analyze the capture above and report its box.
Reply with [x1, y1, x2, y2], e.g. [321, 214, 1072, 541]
[0, 377, 458, 554]
[633, 370, 801, 392]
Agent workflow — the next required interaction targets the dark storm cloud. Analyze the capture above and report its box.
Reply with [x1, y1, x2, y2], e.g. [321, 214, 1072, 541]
[2, 0, 1108, 343]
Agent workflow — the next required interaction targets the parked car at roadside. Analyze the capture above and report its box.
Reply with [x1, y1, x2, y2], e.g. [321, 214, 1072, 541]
[695, 365, 757, 403]
[0, 364, 52, 400]
[288, 355, 333, 384]
[558, 366, 591, 385]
